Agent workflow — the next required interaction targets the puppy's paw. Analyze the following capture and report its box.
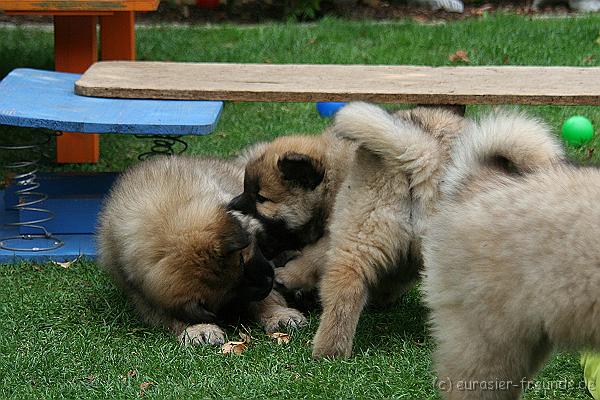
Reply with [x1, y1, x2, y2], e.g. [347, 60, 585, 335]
[261, 307, 307, 333]
[311, 327, 352, 359]
[275, 262, 318, 292]
[179, 323, 225, 346]
[271, 250, 301, 268]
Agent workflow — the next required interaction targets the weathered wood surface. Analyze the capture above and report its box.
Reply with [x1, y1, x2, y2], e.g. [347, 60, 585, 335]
[0, 0, 159, 12]
[76, 61, 600, 105]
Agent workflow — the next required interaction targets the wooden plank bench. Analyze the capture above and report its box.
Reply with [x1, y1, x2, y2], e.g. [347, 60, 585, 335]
[76, 61, 600, 106]
[0, 0, 159, 164]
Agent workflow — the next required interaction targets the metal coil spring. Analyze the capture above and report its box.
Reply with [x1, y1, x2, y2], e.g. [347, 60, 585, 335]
[0, 131, 63, 252]
[135, 135, 189, 161]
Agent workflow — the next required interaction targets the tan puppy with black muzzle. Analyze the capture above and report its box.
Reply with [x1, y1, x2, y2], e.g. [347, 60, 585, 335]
[228, 129, 357, 290]
[98, 153, 306, 346]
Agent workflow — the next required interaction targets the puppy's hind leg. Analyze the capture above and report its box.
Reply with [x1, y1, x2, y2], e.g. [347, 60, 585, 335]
[313, 231, 410, 358]
[433, 313, 551, 400]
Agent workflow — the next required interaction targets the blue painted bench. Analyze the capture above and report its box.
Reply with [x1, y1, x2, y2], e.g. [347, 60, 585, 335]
[0, 68, 223, 262]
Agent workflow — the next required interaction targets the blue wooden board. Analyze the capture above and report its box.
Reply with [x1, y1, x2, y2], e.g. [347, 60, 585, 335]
[0, 69, 223, 135]
[5, 172, 118, 235]
[0, 191, 97, 263]
[19, 198, 101, 235]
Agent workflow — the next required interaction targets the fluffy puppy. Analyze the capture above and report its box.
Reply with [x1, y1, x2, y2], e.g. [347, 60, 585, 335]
[98, 155, 306, 346]
[421, 113, 574, 400]
[311, 103, 466, 358]
[228, 129, 357, 276]
[230, 102, 466, 358]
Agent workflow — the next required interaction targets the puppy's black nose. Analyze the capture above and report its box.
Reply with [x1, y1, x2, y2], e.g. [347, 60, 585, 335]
[259, 276, 274, 299]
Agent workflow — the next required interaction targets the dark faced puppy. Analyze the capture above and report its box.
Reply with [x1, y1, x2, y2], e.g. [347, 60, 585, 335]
[228, 133, 355, 259]
[167, 211, 275, 324]
[228, 160, 324, 258]
[98, 156, 276, 346]
[218, 225, 276, 319]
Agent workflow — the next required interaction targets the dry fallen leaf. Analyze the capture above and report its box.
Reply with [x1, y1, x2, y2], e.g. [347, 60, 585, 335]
[52, 256, 81, 269]
[268, 332, 290, 344]
[221, 330, 253, 355]
[221, 341, 248, 355]
[239, 332, 252, 343]
[412, 15, 428, 24]
[448, 50, 470, 63]
[139, 381, 155, 397]
[472, 4, 492, 16]
[127, 370, 138, 379]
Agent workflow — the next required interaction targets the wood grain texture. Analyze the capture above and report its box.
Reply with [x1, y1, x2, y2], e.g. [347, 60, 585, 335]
[0, 0, 159, 12]
[76, 61, 600, 106]
[5, 10, 114, 14]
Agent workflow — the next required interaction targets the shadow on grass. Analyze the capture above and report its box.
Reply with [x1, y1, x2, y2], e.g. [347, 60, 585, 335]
[354, 287, 431, 354]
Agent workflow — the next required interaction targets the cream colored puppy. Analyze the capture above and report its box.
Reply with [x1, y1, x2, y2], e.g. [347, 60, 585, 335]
[421, 114, 584, 400]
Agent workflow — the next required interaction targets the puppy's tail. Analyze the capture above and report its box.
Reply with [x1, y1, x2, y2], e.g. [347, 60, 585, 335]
[441, 110, 564, 197]
[333, 102, 441, 189]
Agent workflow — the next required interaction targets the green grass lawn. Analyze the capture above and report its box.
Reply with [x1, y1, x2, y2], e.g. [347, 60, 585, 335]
[1, 14, 599, 399]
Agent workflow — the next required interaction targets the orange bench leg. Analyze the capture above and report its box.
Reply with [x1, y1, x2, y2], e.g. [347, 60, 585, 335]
[100, 11, 136, 60]
[54, 15, 100, 164]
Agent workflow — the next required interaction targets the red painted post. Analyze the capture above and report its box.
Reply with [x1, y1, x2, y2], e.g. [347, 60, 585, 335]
[54, 15, 100, 163]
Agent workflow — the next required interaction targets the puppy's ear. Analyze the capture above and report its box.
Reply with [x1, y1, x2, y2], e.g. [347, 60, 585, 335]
[221, 215, 251, 255]
[277, 152, 325, 190]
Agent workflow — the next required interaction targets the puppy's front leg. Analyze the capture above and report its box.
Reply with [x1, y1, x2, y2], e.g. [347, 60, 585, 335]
[311, 253, 370, 359]
[311, 216, 410, 358]
[249, 289, 307, 333]
[275, 235, 331, 292]
[176, 323, 226, 346]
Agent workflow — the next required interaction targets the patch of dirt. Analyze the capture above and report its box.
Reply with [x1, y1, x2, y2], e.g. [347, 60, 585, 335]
[0, 0, 575, 25]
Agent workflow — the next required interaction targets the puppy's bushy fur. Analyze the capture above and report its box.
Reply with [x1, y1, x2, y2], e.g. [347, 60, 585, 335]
[230, 102, 466, 358]
[228, 129, 358, 290]
[98, 155, 306, 346]
[311, 103, 466, 358]
[421, 113, 575, 400]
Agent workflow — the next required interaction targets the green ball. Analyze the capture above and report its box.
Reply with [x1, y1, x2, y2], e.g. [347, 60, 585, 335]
[562, 116, 594, 146]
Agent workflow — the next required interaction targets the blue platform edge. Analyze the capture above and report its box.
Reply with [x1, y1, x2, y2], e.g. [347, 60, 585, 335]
[5, 172, 117, 235]
[0, 189, 98, 263]
[0, 69, 223, 135]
